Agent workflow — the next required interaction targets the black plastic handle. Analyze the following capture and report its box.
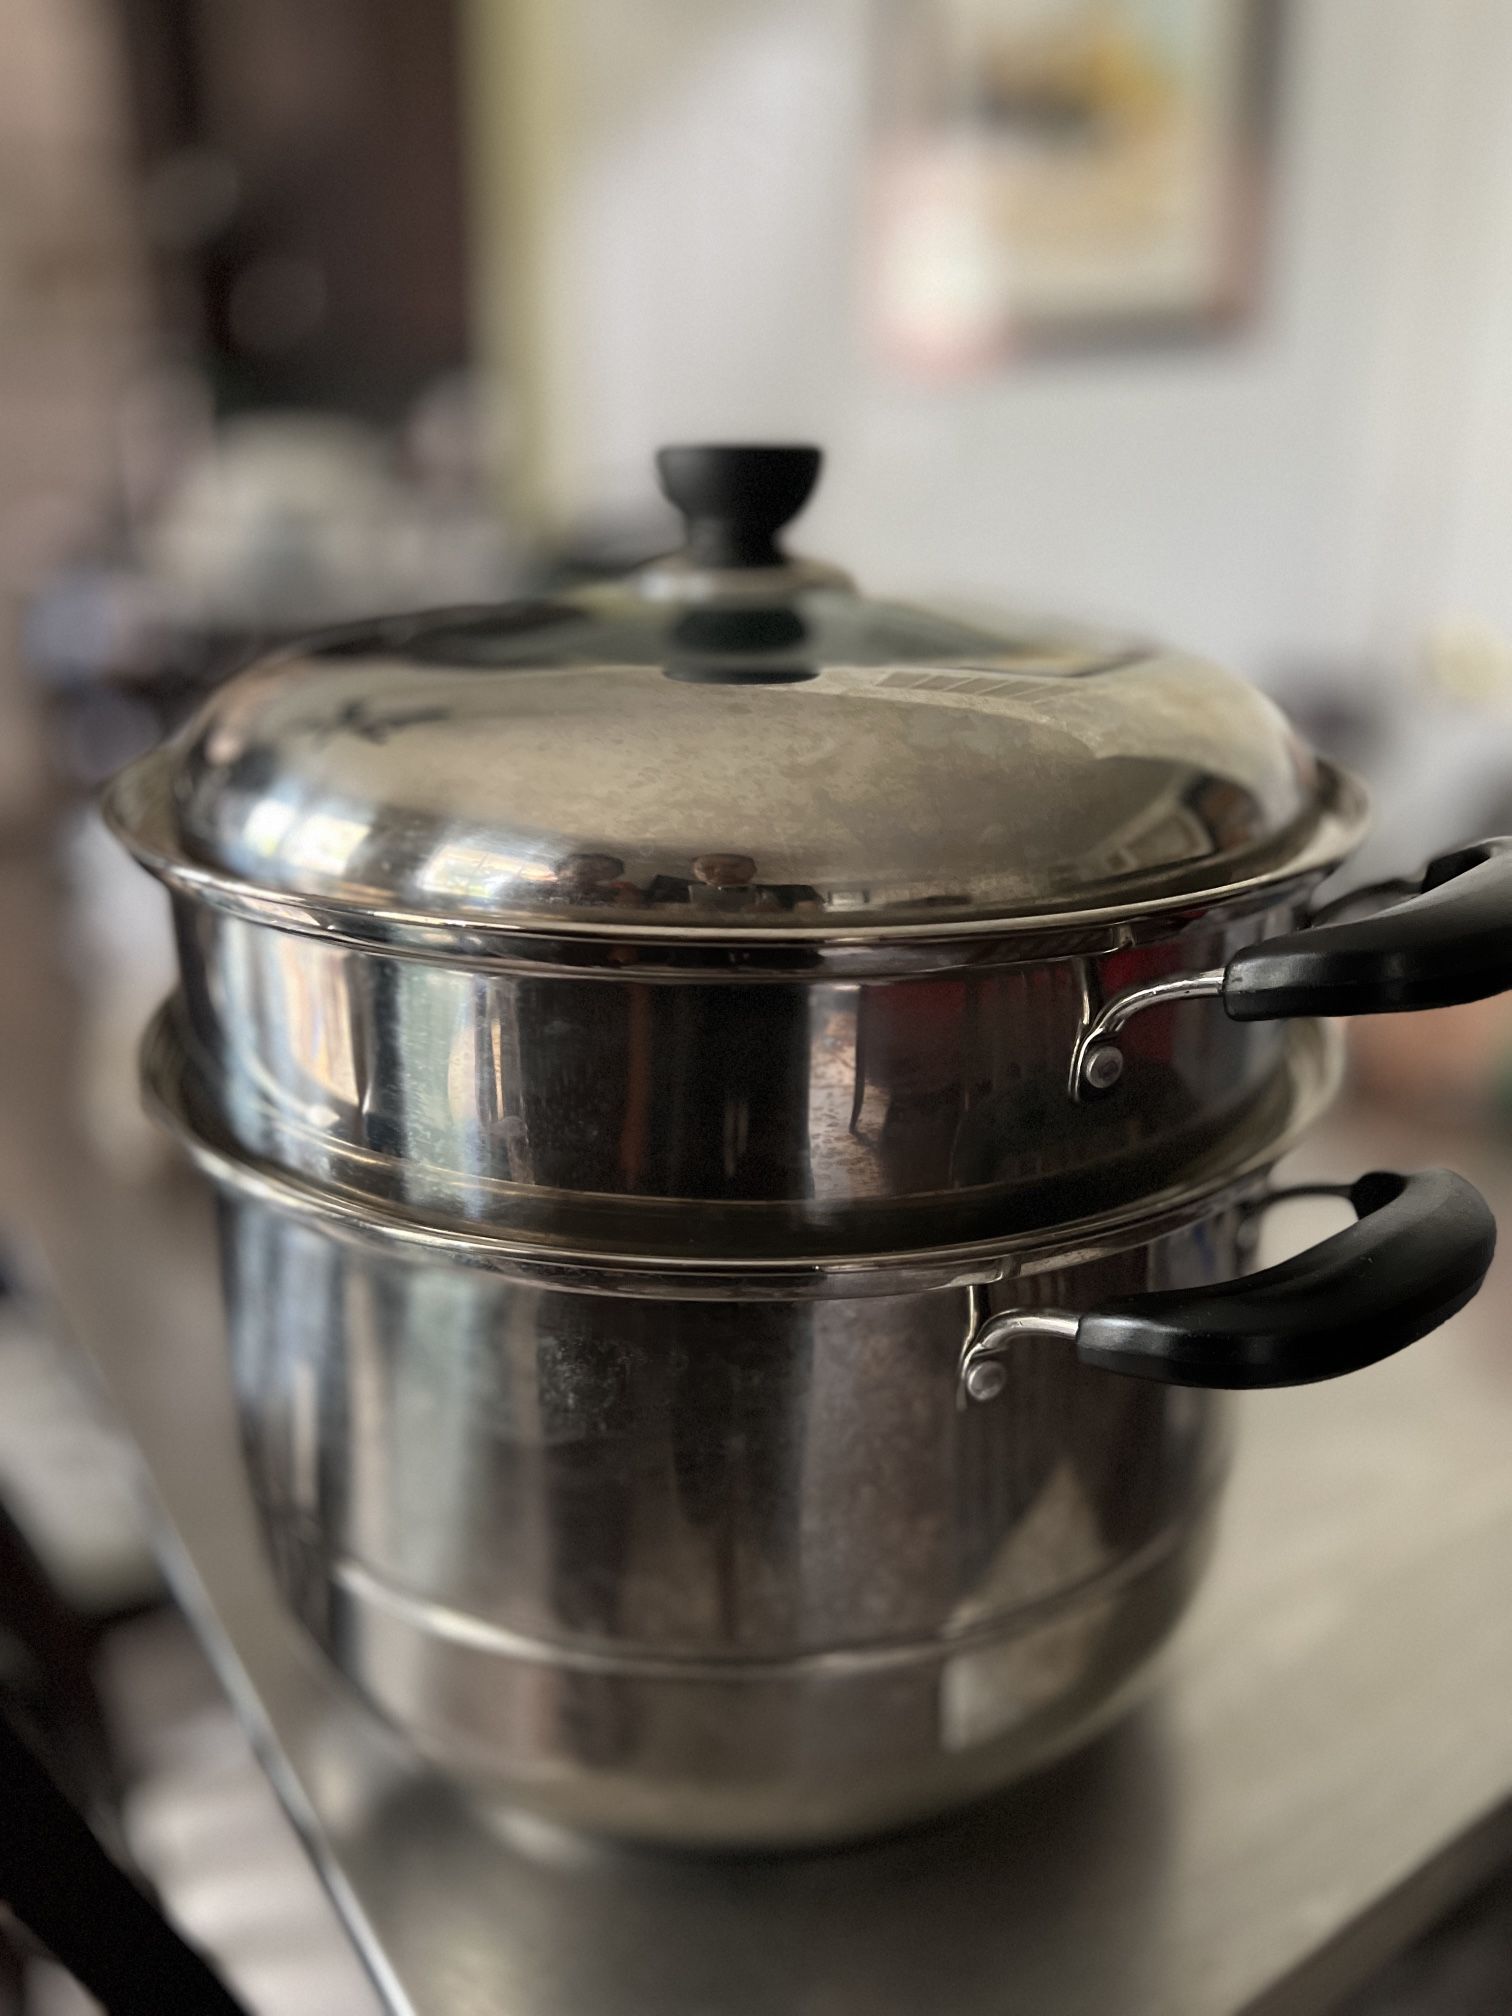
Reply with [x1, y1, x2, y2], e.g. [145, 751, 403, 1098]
[1076, 1168, 1494, 1388]
[1224, 836, 1512, 1021]
[656, 444, 822, 568]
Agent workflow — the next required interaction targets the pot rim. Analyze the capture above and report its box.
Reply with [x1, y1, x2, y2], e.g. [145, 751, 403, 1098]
[106, 753, 1370, 981]
[144, 1012, 1343, 1298]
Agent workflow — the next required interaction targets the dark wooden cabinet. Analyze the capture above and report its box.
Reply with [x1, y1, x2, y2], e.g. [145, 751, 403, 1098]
[115, 0, 470, 416]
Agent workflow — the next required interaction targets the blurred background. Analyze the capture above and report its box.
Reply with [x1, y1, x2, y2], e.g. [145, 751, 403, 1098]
[5, 0, 1512, 2009]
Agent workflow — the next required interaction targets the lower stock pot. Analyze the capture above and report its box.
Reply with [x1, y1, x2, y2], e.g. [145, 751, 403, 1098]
[144, 1016, 1496, 1846]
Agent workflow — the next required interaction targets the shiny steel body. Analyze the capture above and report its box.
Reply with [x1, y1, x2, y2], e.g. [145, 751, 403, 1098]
[106, 479, 1388, 1843]
[104, 574, 1369, 1252]
[147, 1021, 1335, 1846]
[161, 888, 1312, 1254]
[1071, 967, 1229, 1101]
[218, 1177, 1240, 1845]
[119, 722, 1364, 1254]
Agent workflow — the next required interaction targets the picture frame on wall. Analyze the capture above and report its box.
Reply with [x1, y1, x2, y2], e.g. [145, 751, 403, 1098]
[869, 0, 1283, 377]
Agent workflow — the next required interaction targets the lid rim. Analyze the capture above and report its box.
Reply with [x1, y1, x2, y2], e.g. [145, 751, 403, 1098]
[106, 752, 1370, 973]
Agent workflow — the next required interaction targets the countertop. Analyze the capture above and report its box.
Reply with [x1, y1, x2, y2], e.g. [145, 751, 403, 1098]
[5, 841, 1512, 2015]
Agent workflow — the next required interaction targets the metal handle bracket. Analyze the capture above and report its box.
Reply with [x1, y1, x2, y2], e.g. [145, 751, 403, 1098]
[960, 1169, 1493, 1399]
[1069, 968, 1224, 1101]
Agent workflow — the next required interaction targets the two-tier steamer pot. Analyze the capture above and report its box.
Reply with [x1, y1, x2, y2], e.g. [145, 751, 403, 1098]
[109, 446, 1512, 1845]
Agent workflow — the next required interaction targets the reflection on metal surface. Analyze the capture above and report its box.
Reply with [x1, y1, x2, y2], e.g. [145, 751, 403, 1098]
[106, 623, 1348, 938]
[109, 745, 1370, 958]
[142, 1013, 1345, 1292]
[109, 710, 1366, 1258]
[153, 893, 1308, 1255]
[210, 1175, 1236, 1843]
[960, 1305, 1082, 1403]
[1072, 966, 1228, 1101]
[326, 1706, 1184, 2013]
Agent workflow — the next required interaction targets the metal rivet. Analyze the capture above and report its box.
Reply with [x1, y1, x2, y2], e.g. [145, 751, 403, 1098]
[965, 1360, 1008, 1402]
[1082, 1044, 1125, 1093]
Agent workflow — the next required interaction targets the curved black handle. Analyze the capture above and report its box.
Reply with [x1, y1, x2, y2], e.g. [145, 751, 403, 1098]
[1076, 1168, 1494, 1388]
[656, 444, 822, 568]
[1224, 836, 1512, 1021]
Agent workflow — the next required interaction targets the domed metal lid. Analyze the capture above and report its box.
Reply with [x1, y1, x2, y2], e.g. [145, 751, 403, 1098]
[109, 445, 1348, 942]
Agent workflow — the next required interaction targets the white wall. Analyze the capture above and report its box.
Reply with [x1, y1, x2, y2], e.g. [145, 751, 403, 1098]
[834, 0, 1512, 684]
[477, 0, 1512, 697]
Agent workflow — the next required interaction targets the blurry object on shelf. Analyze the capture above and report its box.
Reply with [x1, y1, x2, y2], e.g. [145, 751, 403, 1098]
[1263, 668, 1393, 779]
[140, 403, 516, 628]
[105, 1614, 382, 2015]
[1348, 997, 1512, 1133]
[142, 412, 405, 625]
[1425, 616, 1512, 711]
[870, 0, 1281, 376]
[1324, 663, 1512, 901]
[522, 502, 681, 592]
[1345, 771, 1512, 1132]
[27, 375, 521, 790]
[1328, 637, 1512, 1127]
[0, 1268, 157, 1620]
[0, 1497, 121, 2007]
[0, 1273, 155, 2009]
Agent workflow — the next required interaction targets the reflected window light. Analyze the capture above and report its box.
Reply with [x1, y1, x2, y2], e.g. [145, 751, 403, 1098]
[242, 795, 300, 860]
[288, 810, 370, 880]
[274, 935, 359, 1107]
[418, 840, 555, 903]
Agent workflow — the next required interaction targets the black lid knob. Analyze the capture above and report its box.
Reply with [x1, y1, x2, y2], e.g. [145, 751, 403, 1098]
[655, 444, 822, 569]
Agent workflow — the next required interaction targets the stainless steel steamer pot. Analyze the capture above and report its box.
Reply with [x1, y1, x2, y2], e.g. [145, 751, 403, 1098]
[106, 446, 1512, 1260]
[141, 1017, 1494, 1846]
[109, 445, 1512, 1845]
